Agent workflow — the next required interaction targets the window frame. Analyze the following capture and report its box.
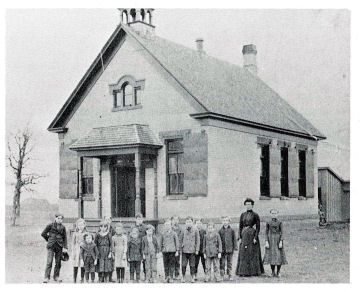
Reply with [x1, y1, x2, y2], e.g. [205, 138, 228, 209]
[81, 157, 94, 195]
[260, 144, 270, 197]
[110, 76, 145, 111]
[166, 138, 184, 196]
[298, 150, 307, 197]
[280, 147, 289, 197]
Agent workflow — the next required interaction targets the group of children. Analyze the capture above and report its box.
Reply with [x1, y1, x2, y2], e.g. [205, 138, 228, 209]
[42, 211, 287, 283]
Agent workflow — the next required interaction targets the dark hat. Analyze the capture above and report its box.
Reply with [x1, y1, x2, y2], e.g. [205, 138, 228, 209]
[243, 198, 255, 205]
[61, 251, 69, 261]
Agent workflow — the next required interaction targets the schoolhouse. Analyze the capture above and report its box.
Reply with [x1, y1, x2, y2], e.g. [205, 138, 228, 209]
[47, 9, 326, 224]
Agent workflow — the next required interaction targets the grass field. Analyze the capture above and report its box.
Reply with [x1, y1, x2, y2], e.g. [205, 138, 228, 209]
[5, 212, 349, 283]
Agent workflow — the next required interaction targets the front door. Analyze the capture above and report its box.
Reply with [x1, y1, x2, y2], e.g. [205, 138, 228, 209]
[111, 166, 136, 217]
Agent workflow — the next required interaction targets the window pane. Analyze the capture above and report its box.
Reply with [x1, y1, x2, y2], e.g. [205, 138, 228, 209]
[178, 173, 184, 193]
[169, 174, 178, 194]
[177, 153, 184, 173]
[83, 158, 93, 177]
[123, 84, 133, 106]
[168, 139, 183, 152]
[168, 155, 178, 174]
[115, 91, 122, 107]
[135, 88, 141, 105]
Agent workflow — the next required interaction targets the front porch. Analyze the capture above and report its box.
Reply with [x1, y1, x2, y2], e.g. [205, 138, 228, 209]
[69, 124, 163, 222]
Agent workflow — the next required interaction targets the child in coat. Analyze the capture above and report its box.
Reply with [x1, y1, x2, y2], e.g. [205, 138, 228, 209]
[80, 233, 99, 283]
[41, 214, 68, 283]
[159, 219, 179, 283]
[203, 222, 222, 282]
[194, 219, 206, 281]
[142, 225, 160, 282]
[127, 227, 142, 282]
[171, 215, 183, 280]
[72, 218, 87, 283]
[95, 221, 114, 282]
[218, 216, 237, 281]
[180, 216, 200, 283]
[263, 209, 288, 277]
[112, 223, 127, 283]
[135, 213, 147, 279]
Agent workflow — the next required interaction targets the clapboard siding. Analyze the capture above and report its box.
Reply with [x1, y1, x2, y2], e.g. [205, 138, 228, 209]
[318, 168, 350, 222]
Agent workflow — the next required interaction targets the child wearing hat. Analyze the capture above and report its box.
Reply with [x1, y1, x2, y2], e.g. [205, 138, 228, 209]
[41, 214, 68, 283]
[142, 224, 160, 282]
[263, 209, 288, 277]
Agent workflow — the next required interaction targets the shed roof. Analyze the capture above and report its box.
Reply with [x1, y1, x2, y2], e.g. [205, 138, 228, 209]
[69, 124, 162, 150]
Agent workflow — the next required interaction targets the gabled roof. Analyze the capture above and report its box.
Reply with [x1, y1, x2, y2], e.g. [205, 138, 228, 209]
[48, 23, 325, 140]
[69, 124, 162, 150]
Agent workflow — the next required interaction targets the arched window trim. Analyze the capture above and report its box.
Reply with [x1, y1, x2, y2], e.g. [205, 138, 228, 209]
[109, 75, 145, 111]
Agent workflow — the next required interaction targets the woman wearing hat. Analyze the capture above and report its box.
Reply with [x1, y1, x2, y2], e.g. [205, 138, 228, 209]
[235, 198, 264, 277]
[263, 209, 287, 277]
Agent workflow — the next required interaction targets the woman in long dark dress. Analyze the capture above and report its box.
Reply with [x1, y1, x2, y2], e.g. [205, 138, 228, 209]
[235, 198, 264, 276]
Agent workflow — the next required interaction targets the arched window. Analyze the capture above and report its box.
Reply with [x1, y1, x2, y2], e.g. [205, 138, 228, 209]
[110, 76, 145, 110]
[122, 82, 133, 106]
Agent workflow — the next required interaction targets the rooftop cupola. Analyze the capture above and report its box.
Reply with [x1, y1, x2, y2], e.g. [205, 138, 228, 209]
[118, 8, 155, 37]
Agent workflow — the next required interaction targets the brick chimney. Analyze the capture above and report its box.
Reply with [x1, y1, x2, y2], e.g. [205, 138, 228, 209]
[242, 44, 257, 75]
[118, 8, 155, 37]
[195, 38, 204, 54]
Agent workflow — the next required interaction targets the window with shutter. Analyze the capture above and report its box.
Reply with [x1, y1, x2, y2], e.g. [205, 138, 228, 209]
[182, 132, 208, 196]
[81, 157, 94, 195]
[280, 147, 289, 197]
[166, 139, 184, 195]
[260, 145, 270, 197]
[305, 150, 315, 198]
[298, 150, 307, 197]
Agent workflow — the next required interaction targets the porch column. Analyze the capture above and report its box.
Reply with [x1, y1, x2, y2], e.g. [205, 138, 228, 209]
[77, 156, 84, 218]
[135, 151, 142, 215]
[96, 158, 102, 219]
[153, 158, 158, 219]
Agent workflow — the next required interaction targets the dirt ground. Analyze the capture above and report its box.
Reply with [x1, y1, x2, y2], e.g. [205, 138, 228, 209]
[5, 212, 349, 283]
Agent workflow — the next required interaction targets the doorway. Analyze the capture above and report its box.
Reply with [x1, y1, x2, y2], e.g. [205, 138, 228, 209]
[111, 166, 136, 217]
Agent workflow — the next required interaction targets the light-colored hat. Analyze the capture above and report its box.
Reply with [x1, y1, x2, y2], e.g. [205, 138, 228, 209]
[270, 209, 279, 215]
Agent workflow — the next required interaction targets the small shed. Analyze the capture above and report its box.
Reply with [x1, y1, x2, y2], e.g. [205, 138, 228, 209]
[318, 167, 350, 223]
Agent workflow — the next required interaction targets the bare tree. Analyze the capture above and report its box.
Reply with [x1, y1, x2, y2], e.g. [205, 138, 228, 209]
[7, 127, 42, 226]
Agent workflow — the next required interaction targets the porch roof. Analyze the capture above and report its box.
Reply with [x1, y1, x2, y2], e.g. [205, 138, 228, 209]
[69, 124, 162, 151]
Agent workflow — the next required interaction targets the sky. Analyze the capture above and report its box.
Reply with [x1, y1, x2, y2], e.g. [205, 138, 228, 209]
[5, 9, 350, 204]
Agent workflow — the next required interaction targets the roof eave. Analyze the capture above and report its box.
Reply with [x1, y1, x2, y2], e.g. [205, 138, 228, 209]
[190, 112, 327, 141]
[69, 143, 163, 151]
[47, 23, 128, 132]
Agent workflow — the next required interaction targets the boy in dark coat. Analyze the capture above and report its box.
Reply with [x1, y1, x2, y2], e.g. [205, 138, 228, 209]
[180, 216, 200, 283]
[80, 233, 99, 283]
[159, 219, 179, 282]
[194, 219, 206, 281]
[171, 215, 183, 280]
[135, 213, 147, 279]
[127, 227, 142, 282]
[41, 214, 68, 283]
[203, 222, 222, 282]
[218, 216, 237, 280]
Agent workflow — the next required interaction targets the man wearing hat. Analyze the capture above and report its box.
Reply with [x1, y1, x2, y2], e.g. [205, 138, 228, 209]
[41, 214, 68, 283]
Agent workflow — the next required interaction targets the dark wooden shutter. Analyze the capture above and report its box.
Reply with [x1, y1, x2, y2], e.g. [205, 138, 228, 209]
[183, 131, 208, 196]
[306, 151, 315, 198]
[59, 139, 79, 199]
[269, 145, 281, 197]
[288, 147, 299, 198]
